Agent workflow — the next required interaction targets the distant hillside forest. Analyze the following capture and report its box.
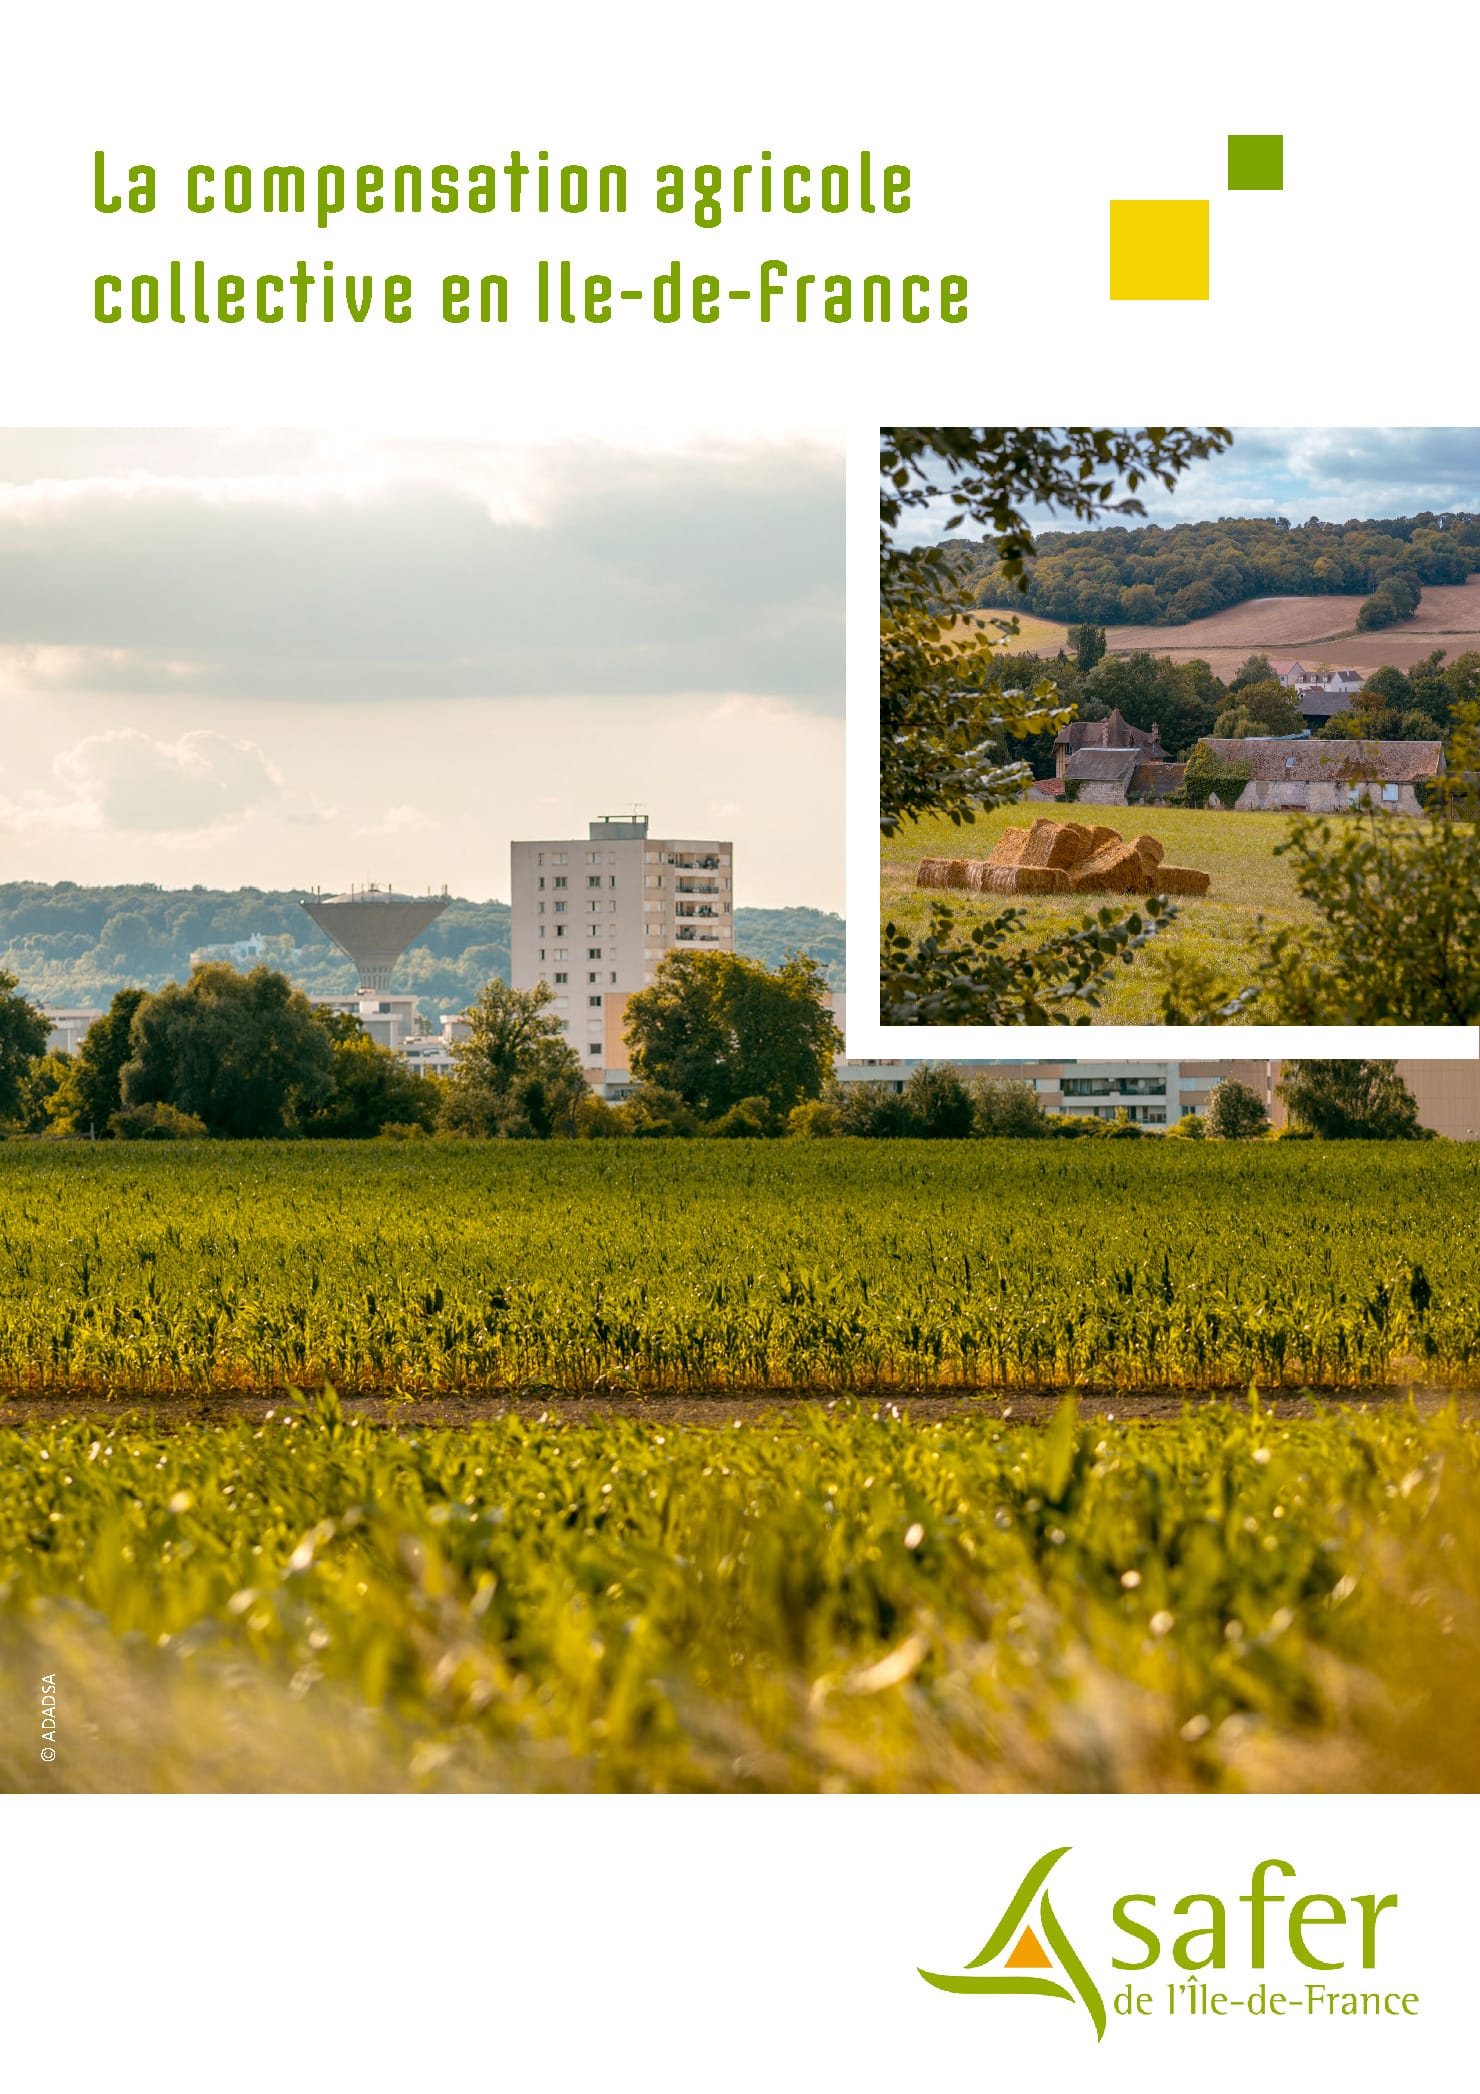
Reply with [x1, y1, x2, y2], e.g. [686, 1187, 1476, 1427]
[0, 888, 845, 1010]
[952, 512, 1480, 627]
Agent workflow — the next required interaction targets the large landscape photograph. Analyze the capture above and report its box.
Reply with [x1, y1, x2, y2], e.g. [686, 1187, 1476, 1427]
[2, 429, 1478, 1796]
[879, 427, 1480, 1025]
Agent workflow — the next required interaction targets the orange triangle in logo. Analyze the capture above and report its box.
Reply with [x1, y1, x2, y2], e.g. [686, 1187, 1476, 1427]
[1005, 1924, 1053, 1970]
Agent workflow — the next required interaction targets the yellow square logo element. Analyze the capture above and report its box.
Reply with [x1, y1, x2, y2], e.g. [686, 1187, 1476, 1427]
[1109, 200, 1210, 300]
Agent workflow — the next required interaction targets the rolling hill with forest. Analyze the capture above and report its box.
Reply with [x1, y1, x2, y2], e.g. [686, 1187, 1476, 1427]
[0, 886, 845, 1011]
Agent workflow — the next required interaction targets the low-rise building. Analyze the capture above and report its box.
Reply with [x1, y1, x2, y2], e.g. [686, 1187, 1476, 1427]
[41, 1008, 103, 1057]
[1195, 736, 1444, 815]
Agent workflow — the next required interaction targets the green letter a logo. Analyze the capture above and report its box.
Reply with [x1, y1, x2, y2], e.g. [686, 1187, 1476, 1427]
[917, 1846, 1107, 2041]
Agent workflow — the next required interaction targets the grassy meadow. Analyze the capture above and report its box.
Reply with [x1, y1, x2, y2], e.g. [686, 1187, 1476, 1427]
[881, 801, 1323, 1023]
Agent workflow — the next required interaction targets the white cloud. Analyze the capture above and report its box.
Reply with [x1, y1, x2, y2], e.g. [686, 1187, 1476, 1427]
[2, 729, 287, 836]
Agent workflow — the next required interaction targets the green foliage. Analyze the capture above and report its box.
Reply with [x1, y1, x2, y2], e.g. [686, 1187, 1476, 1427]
[956, 509, 1478, 627]
[307, 1033, 440, 1140]
[1069, 621, 1107, 670]
[625, 949, 840, 1122]
[1204, 1078, 1269, 1141]
[1180, 744, 1253, 809]
[0, 967, 48, 1123]
[971, 1077, 1048, 1138]
[879, 426, 1229, 832]
[121, 965, 333, 1138]
[10, 1050, 71, 1136]
[440, 977, 583, 1138]
[1211, 678, 1305, 739]
[1278, 1061, 1427, 1142]
[46, 988, 148, 1136]
[786, 1098, 839, 1138]
[5, 1402, 1480, 1791]
[0, 885, 847, 1007]
[0, 1143, 1475, 1397]
[1356, 570, 1422, 631]
[901, 1063, 976, 1138]
[109, 1101, 208, 1141]
[880, 897, 1176, 1025]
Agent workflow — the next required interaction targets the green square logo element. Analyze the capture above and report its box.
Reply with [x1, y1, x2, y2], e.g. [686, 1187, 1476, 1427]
[1228, 134, 1283, 190]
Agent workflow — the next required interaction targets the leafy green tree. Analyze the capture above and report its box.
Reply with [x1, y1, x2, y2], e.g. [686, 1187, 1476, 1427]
[13, 1050, 71, 1134]
[1360, 665, 1412, 711]
[441, 977, 584, 1137]
[1211, 678, 1305, 737]
[625, 950, 839, 1122]
[0, 968, 50, 1124]
[830, 1082, 915, 1137]
[971, 1077, 1047, 1137]
[1229, 653, 1276, 693]
[881, 898, 1174, 1025]
[1205, 1078, 1268, 1140]
[902, 1062, 976, 1137]
[306, 1031, 439, 1139]
[1277, 1061, 1426, 1141]
[1069, 622, 1107, 670]
[120, 965, 334, 1137]
[879, 425, 1230, 834]
[47, 987, 148, 1135]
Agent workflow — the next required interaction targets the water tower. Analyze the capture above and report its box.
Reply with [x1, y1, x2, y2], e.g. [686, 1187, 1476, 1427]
[300, 885, 450, 993]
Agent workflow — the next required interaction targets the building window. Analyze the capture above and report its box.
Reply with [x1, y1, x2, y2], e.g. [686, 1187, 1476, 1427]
[1382, 783, 1399, 803]
[588, 947, 602, 960]
[587, 876, 602, 889]
[588, 1042, 602, 1056]
[588, 995, 603, 1007]
[554, 876, 567, 889]
[538, 902, 545, 915]
[554, 972, 567, 984]
[609, 972, 617, 985]
[537, 876, 545, 889]
[538, 948, 546, 962]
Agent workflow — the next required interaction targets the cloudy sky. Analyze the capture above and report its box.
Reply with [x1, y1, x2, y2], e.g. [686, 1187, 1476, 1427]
[0, 428, 843, 907]
[902, 426, 1480, 542]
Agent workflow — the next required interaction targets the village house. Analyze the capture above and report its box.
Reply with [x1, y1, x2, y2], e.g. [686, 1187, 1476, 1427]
[1269, 660, 1366, 724]
[1194, 736, 1445, 815]
[1060, 745, 1187, 805]
[1052, 707, 1162, 777]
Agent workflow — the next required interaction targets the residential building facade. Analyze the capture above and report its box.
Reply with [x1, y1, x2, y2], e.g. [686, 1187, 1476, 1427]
[509, 815, 733, 1085]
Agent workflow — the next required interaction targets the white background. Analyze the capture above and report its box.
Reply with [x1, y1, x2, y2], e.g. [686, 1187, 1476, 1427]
[4, 3, 1479, 2084]
[2, 1796, 1470, 2089]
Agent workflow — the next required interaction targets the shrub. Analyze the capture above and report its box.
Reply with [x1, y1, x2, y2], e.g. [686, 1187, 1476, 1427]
[708, 1095, 776, 1139]
[787, 1099, 839, 1138]
[108, 1102, 208, 1141]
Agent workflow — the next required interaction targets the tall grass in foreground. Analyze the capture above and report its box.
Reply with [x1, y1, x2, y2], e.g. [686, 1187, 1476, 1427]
[4, 1399, 1478, 1792]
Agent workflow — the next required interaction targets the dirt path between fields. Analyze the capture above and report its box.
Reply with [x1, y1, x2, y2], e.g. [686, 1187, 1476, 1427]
[3, 1387, 1478, 1430]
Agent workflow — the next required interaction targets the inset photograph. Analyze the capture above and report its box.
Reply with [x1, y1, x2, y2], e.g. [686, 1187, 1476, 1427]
[877, 427, 1480, 1027]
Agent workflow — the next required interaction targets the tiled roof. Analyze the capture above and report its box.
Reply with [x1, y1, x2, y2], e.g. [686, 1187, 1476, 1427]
[1196, 737, 1446, 782]
[1063, 747, 1141, 783]
[1053, 707, 1161, 753]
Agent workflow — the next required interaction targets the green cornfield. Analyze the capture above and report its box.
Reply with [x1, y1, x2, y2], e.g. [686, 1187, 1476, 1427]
[5, 1398, 1478, 1791]
[0, 1141, 1476, 1396]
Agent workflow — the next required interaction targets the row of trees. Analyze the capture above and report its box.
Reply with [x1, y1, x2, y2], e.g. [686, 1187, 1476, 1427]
[954, 510, 1480, 629]
[1, 949, 1437, 1145]
[0, 951, 843, 1143]
[791, 1062, 1431, 1144]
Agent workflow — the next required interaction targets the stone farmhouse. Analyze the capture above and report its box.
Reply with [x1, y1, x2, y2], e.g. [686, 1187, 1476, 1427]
[1195, 736, 1444, 815]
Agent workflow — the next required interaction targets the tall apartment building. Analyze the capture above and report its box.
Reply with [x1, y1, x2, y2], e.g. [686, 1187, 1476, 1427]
[509, 815, 733, 1086]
